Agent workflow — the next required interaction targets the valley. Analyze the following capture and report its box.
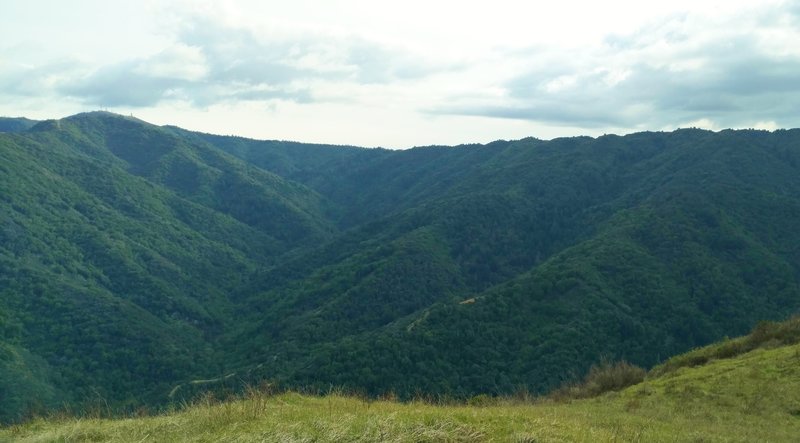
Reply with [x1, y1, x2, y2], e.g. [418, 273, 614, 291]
[1, 112, 799, 424]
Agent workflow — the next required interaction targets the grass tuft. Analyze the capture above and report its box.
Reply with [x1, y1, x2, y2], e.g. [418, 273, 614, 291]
[550, 359, 646, 401]
[651, 315, 800, 376]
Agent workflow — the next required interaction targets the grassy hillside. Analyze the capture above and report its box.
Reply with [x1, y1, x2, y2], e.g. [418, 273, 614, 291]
[4, 320, 800, 442]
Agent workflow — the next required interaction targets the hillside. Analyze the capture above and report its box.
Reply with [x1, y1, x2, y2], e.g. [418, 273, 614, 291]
[4, 319, 800, 442]
[220, 128, 800, 397]
[0, 113, 334, 422]
[1, 112, 800, 422]
[0, 117, 38, 133]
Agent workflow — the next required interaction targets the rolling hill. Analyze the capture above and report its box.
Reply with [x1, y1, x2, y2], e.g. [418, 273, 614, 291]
[1, 112, 799, 422]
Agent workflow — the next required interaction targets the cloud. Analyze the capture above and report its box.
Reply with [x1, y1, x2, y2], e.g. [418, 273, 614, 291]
[175, 18, 317, 86]
[60, 62, 188, 107]
[342, 40, 447, 83]
[43, 14, 451, 109]
[178, 16, 450, 84]
[2, 1, 796, 137]
[0, 59, 82, 97]
[134, 45, 208, 81]
[53, 21, 320, 108]
[430, 5, 800, 131]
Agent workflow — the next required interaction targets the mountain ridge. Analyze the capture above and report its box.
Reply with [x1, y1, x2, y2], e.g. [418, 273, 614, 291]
[1, 112, 799, 422]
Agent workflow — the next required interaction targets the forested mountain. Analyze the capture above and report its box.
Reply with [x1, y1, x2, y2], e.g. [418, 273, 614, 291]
[1, 112, 799, 422]
[0, 117, 38, 133]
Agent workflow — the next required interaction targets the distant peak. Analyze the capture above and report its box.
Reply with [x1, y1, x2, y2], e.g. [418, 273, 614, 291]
[0, 116, 39, 133]
[28, 119, 64, 132]
[67, 110, 145, 122]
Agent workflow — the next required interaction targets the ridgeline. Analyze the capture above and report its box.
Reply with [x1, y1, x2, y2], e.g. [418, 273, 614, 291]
[1, 111, 800, 422]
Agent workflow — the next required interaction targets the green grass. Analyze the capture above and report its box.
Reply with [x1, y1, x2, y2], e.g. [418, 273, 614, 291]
[4, 341, 800, 442]
[650, 315, 800, 376]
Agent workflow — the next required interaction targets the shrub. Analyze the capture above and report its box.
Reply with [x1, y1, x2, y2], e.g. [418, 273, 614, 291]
[549, 359, 646, 401]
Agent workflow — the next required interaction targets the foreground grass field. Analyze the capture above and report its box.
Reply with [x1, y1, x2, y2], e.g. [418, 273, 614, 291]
[4, 326, 800, 442]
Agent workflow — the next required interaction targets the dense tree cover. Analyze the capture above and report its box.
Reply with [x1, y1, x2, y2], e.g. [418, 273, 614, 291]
[0, 113, 331, 421]
[0, 117, 38, 133]
[1, 112, 799, 421]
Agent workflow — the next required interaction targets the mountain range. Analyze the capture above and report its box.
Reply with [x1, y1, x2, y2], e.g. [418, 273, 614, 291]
[1, 111, 799, 422]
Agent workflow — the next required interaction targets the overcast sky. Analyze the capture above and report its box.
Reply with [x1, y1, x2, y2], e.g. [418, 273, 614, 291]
[1, 1, 798, 148]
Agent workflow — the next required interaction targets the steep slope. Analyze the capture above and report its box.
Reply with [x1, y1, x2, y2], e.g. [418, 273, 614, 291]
[0, 130, 263, 420]
[182, 130, 515, 227]
[30, 112, 336, 247]
[217, 129, 800, 398]
[0, 115, 342, 421]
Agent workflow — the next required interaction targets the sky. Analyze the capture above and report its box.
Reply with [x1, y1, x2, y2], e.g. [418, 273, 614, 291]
[1, 0, 798, 148]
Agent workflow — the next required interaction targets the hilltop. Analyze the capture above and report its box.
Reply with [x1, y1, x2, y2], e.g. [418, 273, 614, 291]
[4, 317, 800, 442]
[1, 111, 800, 421]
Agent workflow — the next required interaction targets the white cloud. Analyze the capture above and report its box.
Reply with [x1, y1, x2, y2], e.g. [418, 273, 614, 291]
[682, 118, 719, 131]
[752, 120, 779, 131]
[133, 44, 208, 81]
[37, 12, 459, 110]
[0, 0, 797, 147]
[430, 2, 800, 132]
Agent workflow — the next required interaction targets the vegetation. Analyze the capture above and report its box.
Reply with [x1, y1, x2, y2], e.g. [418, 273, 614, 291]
[4, 324, 800, 442]
[0, 117, 38, 133]
[1, 112, 800, 422]
[549, 359, 646, 400]
[651, 314, 800, 376]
